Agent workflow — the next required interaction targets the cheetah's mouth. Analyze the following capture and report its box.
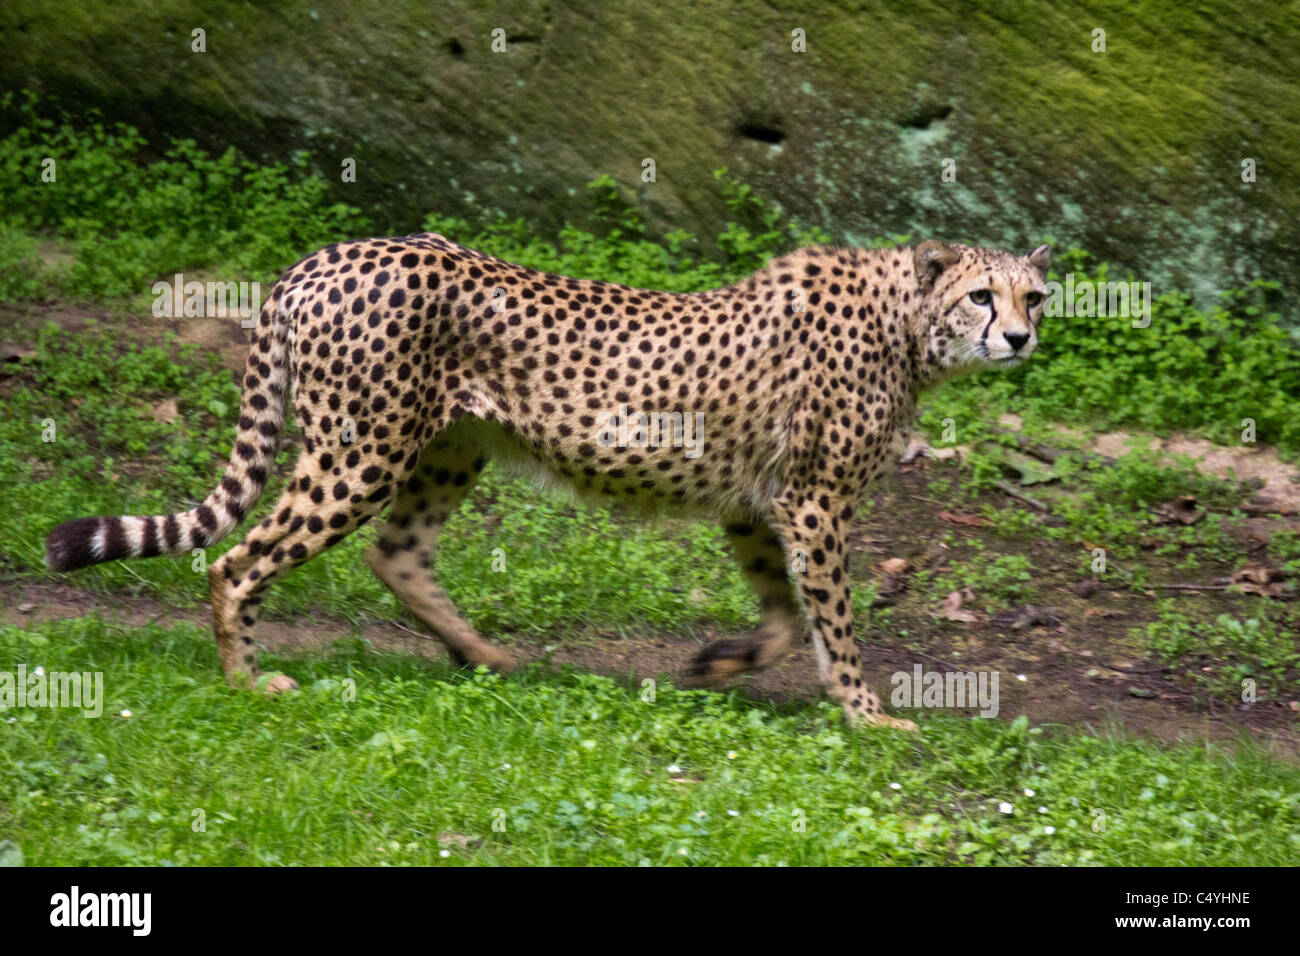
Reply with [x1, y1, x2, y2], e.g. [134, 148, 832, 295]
[976, 343, 1033, 366]
[974, 346, 1024, 366]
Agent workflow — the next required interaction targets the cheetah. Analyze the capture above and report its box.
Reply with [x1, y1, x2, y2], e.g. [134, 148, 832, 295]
[45, 233, 1050, 729]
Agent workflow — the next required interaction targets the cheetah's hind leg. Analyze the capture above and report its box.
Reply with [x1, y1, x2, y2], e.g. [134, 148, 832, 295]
[365, 432, 518, 673]
[209, 450, 407, 691]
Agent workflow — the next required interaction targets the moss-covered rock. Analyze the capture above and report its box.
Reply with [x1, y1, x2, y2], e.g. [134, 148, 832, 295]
[2, 1, 1296, 321]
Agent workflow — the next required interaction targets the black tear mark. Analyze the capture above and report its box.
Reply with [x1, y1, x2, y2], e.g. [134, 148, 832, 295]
[980, 299, 998, 343]
[736, 122, 786, 145]
[900, 104, 953, 130]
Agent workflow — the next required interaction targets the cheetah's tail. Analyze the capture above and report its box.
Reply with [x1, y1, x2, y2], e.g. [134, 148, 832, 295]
[45, 291, 292, 573]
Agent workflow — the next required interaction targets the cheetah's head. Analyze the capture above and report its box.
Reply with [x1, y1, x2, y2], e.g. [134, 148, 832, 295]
[912, 240, 1051, 377]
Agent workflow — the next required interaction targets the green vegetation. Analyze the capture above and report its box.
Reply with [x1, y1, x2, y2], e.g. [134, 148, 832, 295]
[1134, 601, 1300, 703]
[917, 544, 1036, 612]
[1039, 451, 1249, 567]
[3, 616, 1298, 866]
[1270, 530, 1300, 577]
[0, 92, 366, 300]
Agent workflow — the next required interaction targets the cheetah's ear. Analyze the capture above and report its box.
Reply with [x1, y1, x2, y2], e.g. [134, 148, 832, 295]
[1026, 244, 1052, 278]
[913, 240, 960, 293]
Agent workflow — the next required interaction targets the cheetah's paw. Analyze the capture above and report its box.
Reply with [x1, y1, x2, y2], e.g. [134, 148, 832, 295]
[680, 637, 760, 687]
[255, 672, 300, 694]
[852, 711, 920, 733]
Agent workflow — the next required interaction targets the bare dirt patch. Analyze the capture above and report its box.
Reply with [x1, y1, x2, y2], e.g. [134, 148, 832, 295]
[1090, 430, 1300, 515]
[1, 294, 253, 372]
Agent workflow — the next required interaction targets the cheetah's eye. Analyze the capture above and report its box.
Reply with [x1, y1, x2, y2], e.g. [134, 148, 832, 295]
[1025, 291, 1042, 308]
[968, 289, 992, 306]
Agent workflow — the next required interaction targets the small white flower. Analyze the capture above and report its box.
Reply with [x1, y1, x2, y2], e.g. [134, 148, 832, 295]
[502, 763, 511, 770]
[727, 750, 738, 759]
[120, 709, 133, 718]
[998, 802, 1014, 815]
[33, 666, 45, 677]
[727, 810, 739, 817]
[667, 764, 682, 774]
[678, 847, 688, 855]
[1038, 806, 1049, 814]
[888, 782, 902, 791]
[1024, 788, 1035, 797]
[1016, 674, 1027, 682]
[696, 810, 707, 818]
[1043, 826, 1056, 835]
[439, 849, 451, 858]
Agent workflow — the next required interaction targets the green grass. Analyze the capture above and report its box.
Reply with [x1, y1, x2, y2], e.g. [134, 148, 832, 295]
[2, 615, 1297, 866]
[917, 546, 1036, 613]
[1135, 600, 1300, 703]
[0, 91, 368, 300]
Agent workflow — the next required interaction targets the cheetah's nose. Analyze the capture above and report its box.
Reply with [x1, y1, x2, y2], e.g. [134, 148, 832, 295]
[1003, 331, 1030, 353]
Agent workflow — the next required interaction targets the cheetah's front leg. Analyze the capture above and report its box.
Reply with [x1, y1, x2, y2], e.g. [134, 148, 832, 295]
[773, 491, 919, 732]
[682, 519, 802, 686]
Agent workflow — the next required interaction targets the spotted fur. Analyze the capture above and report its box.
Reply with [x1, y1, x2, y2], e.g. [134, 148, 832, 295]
[45, 233, 1050, 726]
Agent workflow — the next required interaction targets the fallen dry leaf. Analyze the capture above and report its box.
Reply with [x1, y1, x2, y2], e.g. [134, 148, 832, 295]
[990, 605, 1062, 630]
[938, 589, 981, 623]
[938, 510, 987, 528]
[1152, 494, 1205, 526]
[1229, 564, 1294, 599]
[873, 557, 911, 604]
